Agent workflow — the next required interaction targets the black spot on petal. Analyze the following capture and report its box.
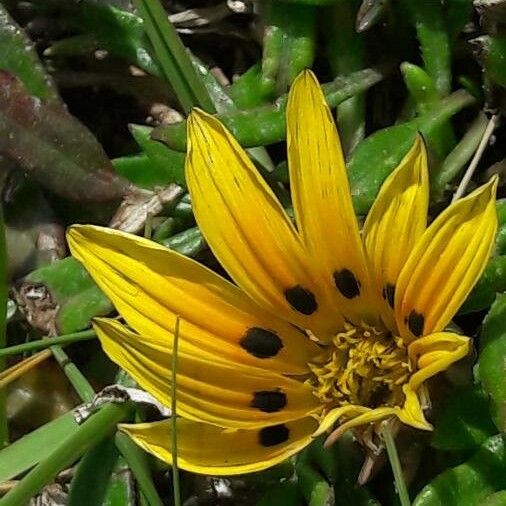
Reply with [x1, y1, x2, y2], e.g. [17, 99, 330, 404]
[333, 269, 361, 299]
[284, 285, 318, 315]
[407, 310, 425, 337]
[382, 283, 396, 309]
[259, 424, 290, 447]
[240, 327, 283, 358]
[251, 390, 287, 413]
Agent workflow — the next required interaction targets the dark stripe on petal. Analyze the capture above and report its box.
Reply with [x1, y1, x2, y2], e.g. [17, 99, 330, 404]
[259, 424, 290, 447]
[251, 390, 287, 413]
[382, 283, 395, 309]
[240, 327, 283, 358]
[284, 285, 317, 315]
[333, 269, 361, 299]
[407, 310, 425, 337]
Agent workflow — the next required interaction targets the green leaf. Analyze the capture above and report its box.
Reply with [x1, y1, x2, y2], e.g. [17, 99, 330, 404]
[494, 199, 506, 255]
[0, 4, 58, 99]
[401, 0, 452, 96]
[262, 2, 317, 94]
[295, 436, 379, 506]
[0, 403, 132, 506]
[57, 286, 113, 335]
[229, 64, 275, 109]
[348, 89, 474, 214]
[68, 436, 119, 506]
[76, 0, 161, 76]
[481, 491, 506, 506]
[349, 123, 418, 215]
[459, 256, 506, 314]
[479, 36, 506, 89]
[112, 154, 168, 189]
[161, 226, 206, 258]
[479, 293, 506, 432]
[296, 460, 334, 506]
[0, 411, 78, 482]
[16, 257, 112, 334]
[153, 67, 387, 151]
[26, 257, 100, 301]
[327, 435, 380, 505]
[324, 0, 366, 155]
[444, 0, 474, 42]
[413, 434, 506, 506]
[101, 457, 132, 506]
[432, 385, 497, 451]
[256, 481, 303, 506]
[129, 124, 185, 187]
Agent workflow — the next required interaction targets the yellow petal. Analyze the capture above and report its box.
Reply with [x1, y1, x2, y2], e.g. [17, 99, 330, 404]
[286, 70, 377, 325]
[407, 332, 470, 391]
[0, 350, 51, 390]
[395, 178, 498, 340]
[323, 407, 399, 447]
[363, 135, 429, 331]
[67, 225, 320, 375]
[186, 108, 342, 338]
[312, 405, 370, 438]
[94, 318, 320, 429]
[120, 417, 317, 475]
[397, 385, 432, 430]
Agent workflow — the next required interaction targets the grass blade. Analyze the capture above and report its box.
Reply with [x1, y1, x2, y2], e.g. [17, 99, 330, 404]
[0, 329, 96, 358]
[133, 0, 215, 113]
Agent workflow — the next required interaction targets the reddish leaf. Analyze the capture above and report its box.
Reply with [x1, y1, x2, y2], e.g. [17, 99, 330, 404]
[0, 72, 129, 202]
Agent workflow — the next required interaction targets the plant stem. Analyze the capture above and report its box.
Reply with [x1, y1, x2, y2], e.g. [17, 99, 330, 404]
[50, 345, 95, 402]
[0, 403, 132, 506]
[383, 424, 410, 506]
[171, 316, 181, 506]
[0, 329, 96, 358]
[452, 114, 499, 202]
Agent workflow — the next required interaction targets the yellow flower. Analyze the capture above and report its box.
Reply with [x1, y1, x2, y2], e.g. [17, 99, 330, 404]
[67, 70, 497, 476]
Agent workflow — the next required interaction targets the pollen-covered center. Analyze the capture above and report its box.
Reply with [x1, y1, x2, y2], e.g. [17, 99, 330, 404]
[308, 323, 412, 409]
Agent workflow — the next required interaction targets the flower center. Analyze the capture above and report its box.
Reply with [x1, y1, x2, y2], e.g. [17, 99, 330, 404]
[308, 323, 412, 410]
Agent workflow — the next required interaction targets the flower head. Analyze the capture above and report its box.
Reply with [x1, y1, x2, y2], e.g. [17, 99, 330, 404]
[67, 70, 497, 475]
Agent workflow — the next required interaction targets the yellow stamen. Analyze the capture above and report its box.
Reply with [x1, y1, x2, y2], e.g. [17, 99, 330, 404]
[308, 323, 412, 411]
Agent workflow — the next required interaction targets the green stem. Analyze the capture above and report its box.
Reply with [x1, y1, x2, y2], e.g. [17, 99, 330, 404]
[383, 424, 410, 506]
[50, 345, 95, 403]
[115, 432, 163, 506]
[0, 204, 7, 447]
[171, 316, 181, 506]
[0, 403, 132, 506]
[0, 329, 96, 358]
